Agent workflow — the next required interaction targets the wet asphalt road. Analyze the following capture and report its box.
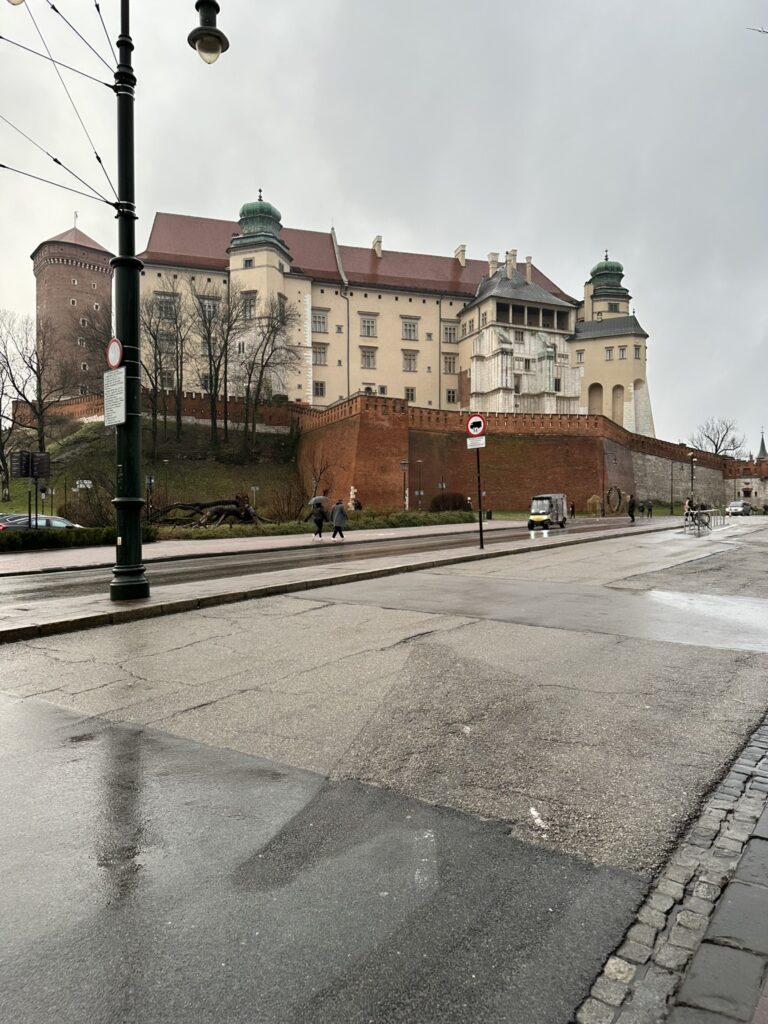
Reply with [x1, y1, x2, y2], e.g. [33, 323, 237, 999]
[0, 520, 613, 600]
[0, 695, 643, 1024]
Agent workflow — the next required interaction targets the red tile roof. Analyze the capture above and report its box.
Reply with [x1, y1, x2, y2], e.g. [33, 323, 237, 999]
[38, 227, 112, 254]
[139, 212, 575, 303]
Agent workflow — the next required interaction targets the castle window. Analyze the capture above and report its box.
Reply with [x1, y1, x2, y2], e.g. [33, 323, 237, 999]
[243, 292, 257, 319]
[402, 319, 418, 341]
[360, 316, 377, 338]
[244, 258, 253, 269]
[313, 380, 326, 398]
[461, 323, 467, 338]
[576, 350, 584, 364]
[160, 369, 175, 389]
[554, 377, 562, 392]
[446, 388, 458, 404]
[404, 386, 416, 401]
[443, 354, 457, 374]
[426, 332, 433, 341]
[71, 278, 77, 285]
[80, 318, 88, 327]
[360, 347, 377, 370]
[92, 283, 97, 290]
[608, 302, 620, 313]
[524, 358, 531, 371]
[402, 351, 417, 373]
[312, 345, 328, 366]
[70, 298, 77, 307]
[634, 345, 642, 359]
[481, 312, 487, 327]
[443, 324, 457, 344]
[378, 385, 387, 396]
[514, 329, 524, 343]
[81, 362, 88, 371]
[93, 303, 100, 311]
[618, 346, 627, 360]
[77, 337, 85, 347]
[311, 311, 328, 333]
[605, 347, 614, 361]
[336, 324, 343, 334]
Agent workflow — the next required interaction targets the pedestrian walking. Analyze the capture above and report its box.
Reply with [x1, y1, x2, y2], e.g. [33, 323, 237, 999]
[330, 498, 348, 540]
[628, 494, 636, 524]
[646, 499, 653, 518]
[305, 502, 327, 540]
[569, 501, 575, 520]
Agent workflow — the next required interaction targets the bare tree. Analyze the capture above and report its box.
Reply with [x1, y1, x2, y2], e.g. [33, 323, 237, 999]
[690, 417, 746, 458]
[0, 311, 78, 453]
[234, 294, 302, 454]
[0, 357, 18, 502]
[188, 283, 248, 448]
[139, 292, 176, 459]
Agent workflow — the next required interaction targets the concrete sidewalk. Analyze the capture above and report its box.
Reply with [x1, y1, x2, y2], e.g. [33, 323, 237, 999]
[0, 517, 680, 643]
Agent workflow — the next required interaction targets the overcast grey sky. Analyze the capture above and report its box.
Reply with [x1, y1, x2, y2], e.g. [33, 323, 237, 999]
[2, 1, 767, 452]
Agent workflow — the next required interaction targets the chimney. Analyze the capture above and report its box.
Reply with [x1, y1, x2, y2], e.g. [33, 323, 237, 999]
[372, 235, 382, 259]
[454, 244, 466, 268]
[487, 252, 499, 276]
[525, 255, 532, 282]
[506, 249, 518, 278]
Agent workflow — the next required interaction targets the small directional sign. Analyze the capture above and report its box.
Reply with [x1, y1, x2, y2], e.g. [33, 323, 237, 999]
[467, 436, 486, 450]
[466, 413, 487, 437]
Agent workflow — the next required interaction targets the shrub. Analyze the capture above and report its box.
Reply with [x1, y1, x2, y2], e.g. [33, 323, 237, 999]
[0, 525, 157, 553]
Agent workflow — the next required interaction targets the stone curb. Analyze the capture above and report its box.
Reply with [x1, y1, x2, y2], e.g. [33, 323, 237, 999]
[576, 718, 768, 1024]
[0, 521, 679, 646]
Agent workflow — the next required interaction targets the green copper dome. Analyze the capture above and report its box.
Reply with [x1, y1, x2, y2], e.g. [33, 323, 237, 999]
[230, 190, 291, 260]
[590, 251, 624, 279]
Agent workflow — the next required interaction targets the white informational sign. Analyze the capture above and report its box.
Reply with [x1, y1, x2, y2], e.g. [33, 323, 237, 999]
[467, 436, 487, 450]
[104, 367, 126, 427]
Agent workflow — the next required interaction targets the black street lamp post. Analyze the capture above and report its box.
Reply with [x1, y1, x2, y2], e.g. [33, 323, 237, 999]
[416, 459, 423, 510]
[109, 0, 228, 600]
[690, 454, 697, 505]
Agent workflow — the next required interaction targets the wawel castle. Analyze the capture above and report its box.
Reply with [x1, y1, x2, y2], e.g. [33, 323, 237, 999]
[32, 194, 656, 436]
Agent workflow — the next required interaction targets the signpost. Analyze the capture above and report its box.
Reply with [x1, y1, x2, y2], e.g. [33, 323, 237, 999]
[466, 414, 487, 549]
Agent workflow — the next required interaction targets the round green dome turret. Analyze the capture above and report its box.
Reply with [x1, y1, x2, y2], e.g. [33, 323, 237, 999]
[589, 250, 629, 299]
[230, 189, 291, 261]
[590, 256, 624, 278]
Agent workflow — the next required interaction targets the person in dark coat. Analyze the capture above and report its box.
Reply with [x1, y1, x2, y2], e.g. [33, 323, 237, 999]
[569, 501, 575, 520]
[646, 499, 653, 518]
[330, 499, 348, 540]
[305, 502, 327, 540]
[628, 494, 636, 524]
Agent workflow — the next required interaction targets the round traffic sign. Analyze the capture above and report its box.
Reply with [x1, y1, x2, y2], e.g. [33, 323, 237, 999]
[466, 413, 487, 437]
[106, 337, 123, 370]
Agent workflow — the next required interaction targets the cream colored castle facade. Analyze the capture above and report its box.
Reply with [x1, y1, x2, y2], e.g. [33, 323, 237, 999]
[35, 196, 656, 436]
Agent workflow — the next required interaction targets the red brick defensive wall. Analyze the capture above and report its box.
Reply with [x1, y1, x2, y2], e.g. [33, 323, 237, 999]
[294, 396, 735, 511]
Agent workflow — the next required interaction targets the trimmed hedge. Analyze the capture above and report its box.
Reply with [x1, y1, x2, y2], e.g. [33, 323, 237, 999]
[0, 525, 158, 553]
[157, 509, 475, 542]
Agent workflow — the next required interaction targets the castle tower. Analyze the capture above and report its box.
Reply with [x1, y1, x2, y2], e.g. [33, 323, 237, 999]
[570, 254, 655, 437]
[31, 227, 113, 395]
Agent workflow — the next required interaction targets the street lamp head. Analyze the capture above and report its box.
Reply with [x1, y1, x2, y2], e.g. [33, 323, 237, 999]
[188, 0, 229, 64]
[400, 459, 409, 470]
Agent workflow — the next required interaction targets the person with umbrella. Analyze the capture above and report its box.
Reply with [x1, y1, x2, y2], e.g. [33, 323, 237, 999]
[305, 497, 328, 540]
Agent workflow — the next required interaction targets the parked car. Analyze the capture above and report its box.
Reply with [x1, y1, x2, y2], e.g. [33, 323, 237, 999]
[725, 500, 752, 517]
[0, 514, 83, 530]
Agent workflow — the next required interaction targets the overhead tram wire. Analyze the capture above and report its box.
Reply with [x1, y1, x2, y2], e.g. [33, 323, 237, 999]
[41, 0, 115, 74]
[24, 2, 118, 201]
[93, 2, 117, 67]
[0, 112, 111, 203]
[0, 164, 117, 208]
[0, 36, 114, 89]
